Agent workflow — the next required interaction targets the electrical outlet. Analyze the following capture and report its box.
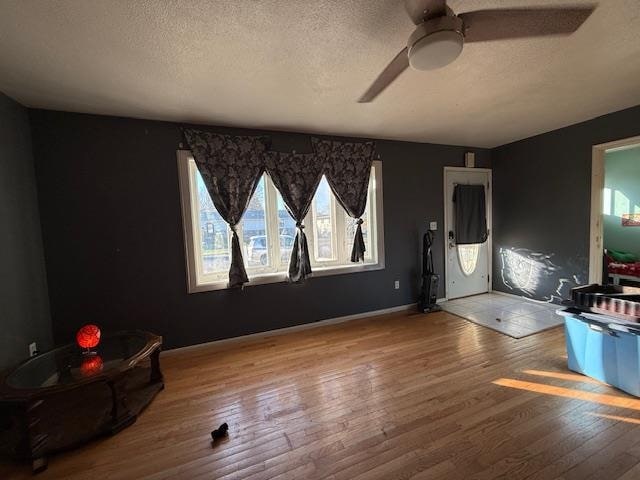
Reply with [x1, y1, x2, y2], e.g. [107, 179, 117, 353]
[394, 280, 400, 290]
[29, 342, 38, 357]
[429, 221, 438, 231]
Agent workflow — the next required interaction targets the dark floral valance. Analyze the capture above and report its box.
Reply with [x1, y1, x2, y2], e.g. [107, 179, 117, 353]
[266, 152, 324, 282]
[312, 138, 375, 262]
[181, 129, 377, 288]
[183, 129, 269, 288]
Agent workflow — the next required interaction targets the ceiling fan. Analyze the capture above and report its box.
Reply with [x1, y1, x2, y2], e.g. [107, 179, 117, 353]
[358, 0, 596, 102]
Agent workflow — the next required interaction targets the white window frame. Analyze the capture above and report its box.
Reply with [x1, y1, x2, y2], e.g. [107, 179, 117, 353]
[177, 150, 385, 293]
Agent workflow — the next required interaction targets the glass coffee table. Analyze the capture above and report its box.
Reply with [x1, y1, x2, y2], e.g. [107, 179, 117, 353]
[0, 331, 163, 473]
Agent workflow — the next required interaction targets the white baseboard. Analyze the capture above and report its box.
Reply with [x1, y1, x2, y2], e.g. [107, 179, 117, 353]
[162, 302, 417, 356]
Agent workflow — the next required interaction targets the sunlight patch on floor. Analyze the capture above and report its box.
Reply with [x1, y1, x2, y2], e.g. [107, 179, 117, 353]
[522, 369, 603, 385]
[492, 378, 640, 410]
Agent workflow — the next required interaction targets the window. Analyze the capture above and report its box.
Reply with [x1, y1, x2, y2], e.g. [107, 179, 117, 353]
[177, 151, 384, 292]
[457, 244, 480, 276]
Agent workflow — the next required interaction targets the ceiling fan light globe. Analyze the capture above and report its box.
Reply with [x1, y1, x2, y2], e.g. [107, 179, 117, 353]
[408, 30, 464, 70]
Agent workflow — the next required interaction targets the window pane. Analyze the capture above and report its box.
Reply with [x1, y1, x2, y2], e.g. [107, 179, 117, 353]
[188, 160, 381, 287]
[242, 176, 269, 267]
[276, 194, 296, 266]
[457, 244, 480, 276]
[196, 171, 230, 275]
[313, 177, 335, 261]
[345, 210, 371, 261]
[344, 172, 373, 262]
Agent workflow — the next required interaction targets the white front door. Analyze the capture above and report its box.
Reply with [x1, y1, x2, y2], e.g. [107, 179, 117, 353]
[444, 167, 492, 299]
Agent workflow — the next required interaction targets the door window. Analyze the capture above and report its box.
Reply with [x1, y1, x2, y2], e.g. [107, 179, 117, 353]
[457, 244, 480, 276]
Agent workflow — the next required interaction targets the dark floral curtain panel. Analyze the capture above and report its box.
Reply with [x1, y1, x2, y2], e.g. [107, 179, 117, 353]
[312, 138, 375, 262]
[183, 129, 269, 288]
[266, 152, 325, 282]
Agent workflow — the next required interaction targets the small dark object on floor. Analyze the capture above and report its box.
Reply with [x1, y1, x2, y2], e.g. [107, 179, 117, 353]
[211, 423, 229, 441]
[496, 318, 502, 322]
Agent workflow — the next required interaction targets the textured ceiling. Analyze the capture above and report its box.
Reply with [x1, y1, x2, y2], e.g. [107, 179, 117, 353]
[0, 0, 639, 147]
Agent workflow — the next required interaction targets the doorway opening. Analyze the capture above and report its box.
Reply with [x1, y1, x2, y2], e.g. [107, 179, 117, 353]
[589, 136, 640, 286]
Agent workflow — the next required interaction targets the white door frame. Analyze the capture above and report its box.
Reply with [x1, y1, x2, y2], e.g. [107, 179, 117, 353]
[589, 135, 640, 284]
[443, 166, 493, 300]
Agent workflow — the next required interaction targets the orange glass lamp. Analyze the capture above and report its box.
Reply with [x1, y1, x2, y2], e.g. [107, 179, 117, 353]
[76, 324, 101, 354]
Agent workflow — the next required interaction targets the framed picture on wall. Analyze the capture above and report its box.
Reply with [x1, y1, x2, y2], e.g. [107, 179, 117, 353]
[622, 213, 640, 227]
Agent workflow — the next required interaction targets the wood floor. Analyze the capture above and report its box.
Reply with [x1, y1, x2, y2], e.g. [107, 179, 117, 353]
[3, 310, 640, 479]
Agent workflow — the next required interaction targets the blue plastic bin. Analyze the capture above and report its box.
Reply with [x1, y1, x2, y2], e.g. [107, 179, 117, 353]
[559, 309, 640, 397]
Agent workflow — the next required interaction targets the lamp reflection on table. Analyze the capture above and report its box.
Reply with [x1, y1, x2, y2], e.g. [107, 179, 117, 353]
[80, 355, 104, 377]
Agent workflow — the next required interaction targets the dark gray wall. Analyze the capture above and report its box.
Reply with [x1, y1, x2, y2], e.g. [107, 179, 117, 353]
[492, 105, 640, 303]
[29, 110, 490, 350]
[0, 94, 52, 369]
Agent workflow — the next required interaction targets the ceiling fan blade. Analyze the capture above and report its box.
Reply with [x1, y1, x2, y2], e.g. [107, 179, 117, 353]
[459, 6, 595, 43]
[358, 47, 409, 103]
[405, 0, 447, 25]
